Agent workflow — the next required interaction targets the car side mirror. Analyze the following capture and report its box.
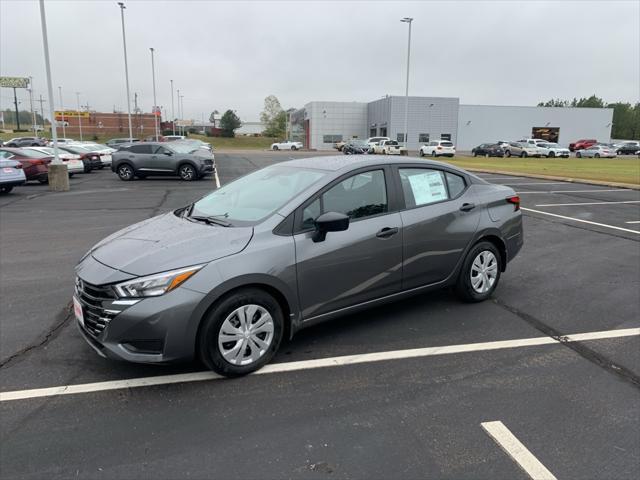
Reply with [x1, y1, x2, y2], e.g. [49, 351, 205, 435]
[312, 212, 349, 243]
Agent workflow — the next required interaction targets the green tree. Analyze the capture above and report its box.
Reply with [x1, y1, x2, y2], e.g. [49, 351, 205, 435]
[219, 109, 241, 137]
[209, 110, 219, 126]
[260, 95, 286, 138]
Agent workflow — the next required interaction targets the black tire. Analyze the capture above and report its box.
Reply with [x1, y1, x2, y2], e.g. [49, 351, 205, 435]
[291, 146, 297, 151]
[617, 150, 622, 155]
[472, 151, 477, 157]
[549, 151, 555, 158]
[576, 152, 582, 158]
[505, 150, 511, 157]
[520, 152, 527, 158]
[455, 241, 502, 303]
[419, 149, 425, 157]
[69, 173, 74, 178]
[198, 288, 284, 377]
[178, 163, 197, 181]
[594, 153, 600, 158]
[117, 163, 134, 181]
[98, 165, 105, 170]
[0, 186, 13, 194]
[273, 146, 279, 151]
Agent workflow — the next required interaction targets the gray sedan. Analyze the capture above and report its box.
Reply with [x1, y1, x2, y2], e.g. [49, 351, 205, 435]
[73, 156, 523, 376]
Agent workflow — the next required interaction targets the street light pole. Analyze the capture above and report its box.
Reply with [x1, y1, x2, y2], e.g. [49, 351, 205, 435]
[170, 79, 175, 135]
[118, 2, 133, 140]
[401, 17, 413, 150]
[176, 88, 181, 135]
[58, 86, 66, 138]
[76, 92, 83, 141]
[38, 0, 68, 191]
[150, 47, 158, 141]
[180, 94, 185, 135]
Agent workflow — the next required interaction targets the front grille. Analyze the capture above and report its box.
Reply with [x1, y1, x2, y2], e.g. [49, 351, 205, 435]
[75, 278, 117, 337]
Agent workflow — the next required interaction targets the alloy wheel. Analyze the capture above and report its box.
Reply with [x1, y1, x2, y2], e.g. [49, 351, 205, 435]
[179, 165, 195, 181]
[470, 250, 498, 294]
[217, 304, 275, 366]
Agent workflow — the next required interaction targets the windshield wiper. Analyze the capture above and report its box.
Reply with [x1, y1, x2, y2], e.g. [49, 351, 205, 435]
[188, 214, 232, 227]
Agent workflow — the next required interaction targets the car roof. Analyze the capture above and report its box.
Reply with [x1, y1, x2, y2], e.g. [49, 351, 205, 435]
[281, 155, 467, 174]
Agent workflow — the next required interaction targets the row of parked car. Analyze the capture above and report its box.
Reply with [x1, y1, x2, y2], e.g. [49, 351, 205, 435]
[471, 138, 640, 158]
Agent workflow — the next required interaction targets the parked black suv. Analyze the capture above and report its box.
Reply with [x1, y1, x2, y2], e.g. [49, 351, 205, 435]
[471, 143, 505, 157]
[111, 142, 214, 181]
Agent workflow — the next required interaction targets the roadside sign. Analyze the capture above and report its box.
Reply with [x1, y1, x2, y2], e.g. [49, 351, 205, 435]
[55, 110, 90, 119]
[0, 76, 30, 88]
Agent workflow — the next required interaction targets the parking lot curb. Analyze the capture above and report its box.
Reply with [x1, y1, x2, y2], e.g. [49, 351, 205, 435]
[464, 168, 640, 190]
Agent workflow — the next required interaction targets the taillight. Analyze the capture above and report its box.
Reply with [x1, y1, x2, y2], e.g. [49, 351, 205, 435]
[14, 163, 23, 169]
[506, 195, 520, 211]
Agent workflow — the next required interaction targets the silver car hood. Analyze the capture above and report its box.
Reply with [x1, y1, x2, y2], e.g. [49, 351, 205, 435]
[89, 212, 253, 276]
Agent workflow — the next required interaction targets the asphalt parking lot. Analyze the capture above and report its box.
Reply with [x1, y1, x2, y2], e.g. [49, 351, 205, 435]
[1, 151, 639, 479]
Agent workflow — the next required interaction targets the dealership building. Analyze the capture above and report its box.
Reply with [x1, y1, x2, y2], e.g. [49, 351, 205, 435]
[290, 96, 613, 150]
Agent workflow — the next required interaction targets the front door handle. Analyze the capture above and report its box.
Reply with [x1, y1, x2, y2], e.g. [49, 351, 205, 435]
[460, 202, 476, 212]
[376, 227, 399, 238]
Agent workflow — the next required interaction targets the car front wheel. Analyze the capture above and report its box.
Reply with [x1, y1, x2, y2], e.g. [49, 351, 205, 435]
[576, 152, 582, 158]
[291, 146, 297, 151]
[272, 146, 279, 151]
[455, 241, 501, 302]
[419, 149, 425, 157]
[198, 288, 284, 377]
[117, 164, 134, 181]
[505, 150, 511, 157]
[179, 164, 197, 181]
[0, 186, 13, 194]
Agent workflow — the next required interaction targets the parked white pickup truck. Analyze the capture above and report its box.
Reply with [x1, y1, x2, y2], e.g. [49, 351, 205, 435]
[372, 140, 408, 155]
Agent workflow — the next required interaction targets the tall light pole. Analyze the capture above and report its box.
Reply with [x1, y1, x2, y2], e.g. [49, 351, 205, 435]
[75, 91, 83, 141]
[38, 0, 68, 191]
[180, 94, 185, 135]
[150, 47, 159, 141]
[176, 88, 181, 135]
[401, 17, 413, 150]
[58, 86, 66, 138]
[118, 2, 133, 139]
[170, 79, 175, 135]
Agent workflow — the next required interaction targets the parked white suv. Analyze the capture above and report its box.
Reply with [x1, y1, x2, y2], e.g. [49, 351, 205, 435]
[419, 140, 456, 158]
[366, 136, 390, 149]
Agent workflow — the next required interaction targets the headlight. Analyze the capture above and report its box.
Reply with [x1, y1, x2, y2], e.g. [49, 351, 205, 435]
[114, 265, 204, 298]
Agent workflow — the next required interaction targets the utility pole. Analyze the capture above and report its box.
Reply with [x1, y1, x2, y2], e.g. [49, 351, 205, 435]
[28, 78, 36, 135]
[401, 17, 413, 150]
[12, 87, 20, 131]
[118, 2, 133, 139]
[76, 92, 83, 141]
[58, 86, 66, 138]
[150, 47, 159, 141]
[176, 88, 181, 135]
[170, 79, 175, 135]
[37, 95, 46, 126]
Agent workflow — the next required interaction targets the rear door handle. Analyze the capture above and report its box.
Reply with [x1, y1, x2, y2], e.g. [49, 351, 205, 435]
[460, 203, 476, 212]
[376, 227, 399, 238]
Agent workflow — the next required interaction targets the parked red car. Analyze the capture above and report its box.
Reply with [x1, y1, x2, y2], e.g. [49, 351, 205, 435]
[569, 139, 597, 151]
[0, 148, 52, 183]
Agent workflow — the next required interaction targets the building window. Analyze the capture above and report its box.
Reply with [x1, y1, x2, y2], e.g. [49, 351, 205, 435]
[441, 134, 451, 141]
[370, 128, 377, 137]
[380, 127, 387, 137]
[397, 133, 405, 143]
[322, 135, 343, 144]
[418, 133, 429, 143]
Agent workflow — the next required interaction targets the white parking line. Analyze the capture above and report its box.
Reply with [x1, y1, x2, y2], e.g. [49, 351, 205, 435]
[0, 327, 637, 402]
[481, 421, 557, 480]
[517, 189, 632, 194]
[214, 170, 221, 188]
[502, 182, 568, 186]
[521, 208, 640, 234]
[626, 221, 640, 224]
[535, 200, 640, 207]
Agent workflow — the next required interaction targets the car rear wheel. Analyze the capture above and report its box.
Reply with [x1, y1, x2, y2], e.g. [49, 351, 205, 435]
[117, 164, 134, 181]
[505, 150, 511, 157]
[0, 186, 13, 194]
[291, 146, 297, 151]
[576, 152, 582, 158]
[273, 146, 279, 151]
[472, 151, 477, 157]
[455, 241, 501, 302]
[520, 152, 527, 158]
[198, 288, 284, 377]
[549, 151, 555, 158]
[179, 164, 197, 181]
[594, 153, 600, 158]
[419, 149, 425, 157]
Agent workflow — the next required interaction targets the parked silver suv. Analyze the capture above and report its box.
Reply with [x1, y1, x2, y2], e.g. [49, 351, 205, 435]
[111, 142, 214, 181]
[74, 156, 523, 377]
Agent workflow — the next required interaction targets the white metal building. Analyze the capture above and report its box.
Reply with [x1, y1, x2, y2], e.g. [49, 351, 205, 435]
[291, 96, 613, 151]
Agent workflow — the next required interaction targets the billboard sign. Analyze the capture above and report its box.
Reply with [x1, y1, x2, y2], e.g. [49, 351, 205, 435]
[0, 76, 30, 88]
[55, 110, 90, 120]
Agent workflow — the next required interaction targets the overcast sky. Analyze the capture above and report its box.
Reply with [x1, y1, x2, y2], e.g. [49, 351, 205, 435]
[1, 0, 638, 122]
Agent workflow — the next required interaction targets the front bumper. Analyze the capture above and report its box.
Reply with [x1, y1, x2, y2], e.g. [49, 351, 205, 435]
[74, 275, 207, 364]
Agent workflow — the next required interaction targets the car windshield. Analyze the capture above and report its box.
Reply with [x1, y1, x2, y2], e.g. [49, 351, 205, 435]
[190, 165, 327, 224]
[15, 148, 50, 158]
[441, 142, 454, 147]
[168, 143, 200, 154]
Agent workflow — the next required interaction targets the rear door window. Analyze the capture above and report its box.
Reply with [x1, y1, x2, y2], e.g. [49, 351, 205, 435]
[129, 145, 153, 154]
[399, 168, 448, 208]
